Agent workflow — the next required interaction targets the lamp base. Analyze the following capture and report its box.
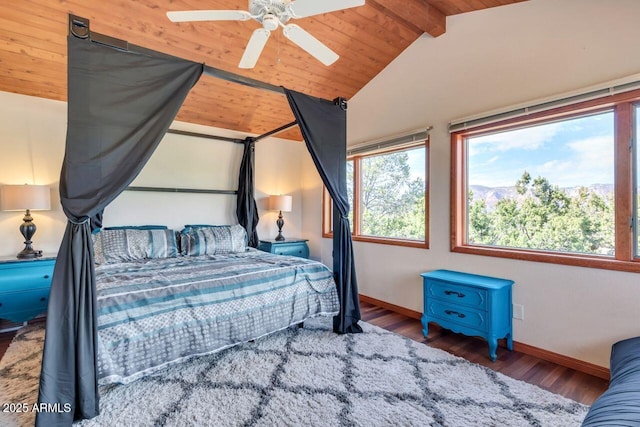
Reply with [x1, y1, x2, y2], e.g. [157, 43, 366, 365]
[17, 248, 43, 259]
[275, 210, 285, 241]
[17, 209, 42, 259]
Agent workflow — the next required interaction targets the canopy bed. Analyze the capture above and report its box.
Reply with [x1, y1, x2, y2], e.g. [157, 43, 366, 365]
[36, 15, 361, 427]
[92, 226, 339, 386]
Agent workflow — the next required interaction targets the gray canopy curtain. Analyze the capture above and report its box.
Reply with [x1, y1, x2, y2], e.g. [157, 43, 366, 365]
[36, 35, 203, 426]
[236, 139, 260, 247]
[284, 89, 363, 334]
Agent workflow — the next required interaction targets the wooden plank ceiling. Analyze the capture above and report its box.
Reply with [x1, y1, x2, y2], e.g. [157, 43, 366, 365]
[0, 0, 525, 141]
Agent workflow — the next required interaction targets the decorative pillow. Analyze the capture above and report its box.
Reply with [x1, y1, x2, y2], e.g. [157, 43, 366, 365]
[92, 228, 179, 264]
[179, 224, 247, 256]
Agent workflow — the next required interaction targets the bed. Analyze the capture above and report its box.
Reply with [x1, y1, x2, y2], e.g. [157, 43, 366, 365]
[92, 226, 340, 385]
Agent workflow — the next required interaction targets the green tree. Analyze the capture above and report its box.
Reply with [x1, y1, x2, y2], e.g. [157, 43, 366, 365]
[359, 151, 425, 240]
[468, 190, 493, 242]
[468, 172, 614, 255]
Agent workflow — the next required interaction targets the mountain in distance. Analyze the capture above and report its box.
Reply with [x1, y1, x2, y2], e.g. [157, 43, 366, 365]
[469, 183, 614, 211]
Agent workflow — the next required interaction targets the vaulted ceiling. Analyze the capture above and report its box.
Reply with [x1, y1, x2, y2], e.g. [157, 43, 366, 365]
[0, 0, 525, 140]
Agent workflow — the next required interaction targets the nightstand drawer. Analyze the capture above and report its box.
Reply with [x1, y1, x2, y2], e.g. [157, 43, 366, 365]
[427, 279, 487, 310]
[258, 239, 310, 259]
[273, 244, 309, 258]
[0, 262, 54, 292]
[0, 287, 50, 323]
[0, 257, 55, 325]
[427, 300, 487, 331]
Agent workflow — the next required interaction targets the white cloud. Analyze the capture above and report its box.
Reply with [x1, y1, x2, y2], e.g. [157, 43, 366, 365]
[537, 159, 572, 174]
[519, 136, 612, 187]
[469, 121, 564, 153]
[468, 116, 614, 188]
[470, 136, 614, 188]
[562, 135, 613, 185]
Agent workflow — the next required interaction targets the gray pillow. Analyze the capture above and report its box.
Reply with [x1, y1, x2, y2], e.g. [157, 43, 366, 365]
[92, 228, 179, 264]
[179, 224, 247, 256]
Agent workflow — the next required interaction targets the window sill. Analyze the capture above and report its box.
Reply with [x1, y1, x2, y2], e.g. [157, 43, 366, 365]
[324, 232, 429, 249]
[452, 244, 640, 273]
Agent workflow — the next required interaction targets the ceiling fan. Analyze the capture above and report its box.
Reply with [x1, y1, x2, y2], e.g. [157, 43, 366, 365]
[167, 0, 365, 69]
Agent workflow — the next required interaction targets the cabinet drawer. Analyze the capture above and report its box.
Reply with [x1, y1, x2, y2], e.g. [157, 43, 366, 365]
[274, 244, 309, 258]
[0, 261, 54, 292]
[0, 287, 50, 323]
[427, 278, 487, 310]
[427, 301, 487, 331]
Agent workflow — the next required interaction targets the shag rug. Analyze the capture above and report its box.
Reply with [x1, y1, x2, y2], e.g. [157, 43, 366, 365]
[0, 317, 588, 427]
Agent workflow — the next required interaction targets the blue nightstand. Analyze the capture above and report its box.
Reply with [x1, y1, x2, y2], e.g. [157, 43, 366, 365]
[421, 269, 514, 361]
[258, 239, 310, 259]
[0, 255, 56, 328]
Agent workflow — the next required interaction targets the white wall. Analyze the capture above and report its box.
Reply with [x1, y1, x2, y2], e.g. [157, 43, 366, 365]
[303, 0, 640, 368]
[0, 93, 67, 256]
[0, 91, 308, 257]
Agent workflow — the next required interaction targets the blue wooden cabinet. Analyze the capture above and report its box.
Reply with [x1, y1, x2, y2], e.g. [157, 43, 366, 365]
[421, 269, 514, 361]
[258, 239, 310, 259]
[0, 255, 55, 324]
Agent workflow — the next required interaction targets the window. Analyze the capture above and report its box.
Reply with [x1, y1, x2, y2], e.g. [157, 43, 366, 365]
[451, 89, 640, 272]
[323, 140, 429, 248]
[636, 104, 640, 257]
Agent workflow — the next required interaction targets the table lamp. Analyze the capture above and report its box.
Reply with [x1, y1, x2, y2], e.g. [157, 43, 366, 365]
[1, 184, 51, 258]
[268, 194, 292, 241]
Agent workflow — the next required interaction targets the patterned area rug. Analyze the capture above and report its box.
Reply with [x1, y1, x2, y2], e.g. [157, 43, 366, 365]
[0, 317, 588, 426]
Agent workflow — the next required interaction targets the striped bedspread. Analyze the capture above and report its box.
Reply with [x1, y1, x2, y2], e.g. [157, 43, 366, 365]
[95, 249, 340, 385]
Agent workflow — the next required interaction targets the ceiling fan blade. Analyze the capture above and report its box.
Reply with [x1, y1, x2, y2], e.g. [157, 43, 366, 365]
[167, 10, 252, 22]
[282, 24, 339, 66]
[239, 29, 271, 69]
[288, 0, 365, 19]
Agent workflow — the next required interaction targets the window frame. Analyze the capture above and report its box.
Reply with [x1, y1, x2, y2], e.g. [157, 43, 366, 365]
[323, 139, 430, 249]
[451, 89, 640, 273]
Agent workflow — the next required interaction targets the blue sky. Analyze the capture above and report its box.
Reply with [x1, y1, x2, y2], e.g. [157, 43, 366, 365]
[406, 147, 425, 180]
[467, 111, 615, 188]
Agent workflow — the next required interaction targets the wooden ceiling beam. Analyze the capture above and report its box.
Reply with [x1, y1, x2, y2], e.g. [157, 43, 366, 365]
[367, 0, 447, 38]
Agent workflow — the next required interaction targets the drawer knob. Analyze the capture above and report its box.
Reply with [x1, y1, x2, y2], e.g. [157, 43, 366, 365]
[43, 275, 50, 279]
[444, 290, 465, 298]
[444, 309, 466, 319]
[40, 297, 47, 302]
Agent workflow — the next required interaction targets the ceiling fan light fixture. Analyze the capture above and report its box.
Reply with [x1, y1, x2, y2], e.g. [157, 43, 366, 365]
[261, 14, 280, 31]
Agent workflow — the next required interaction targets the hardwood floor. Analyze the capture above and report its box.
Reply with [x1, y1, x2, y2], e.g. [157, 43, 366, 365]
[0, 331, 13, 360]
[360, 300, 608, 406]
[0, 318, 45, 361]
[0, 303, 608, 406]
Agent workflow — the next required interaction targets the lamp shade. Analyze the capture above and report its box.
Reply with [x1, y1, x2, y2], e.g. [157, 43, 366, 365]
[268, 194, 292, 212]
[0, 185, 51, 211]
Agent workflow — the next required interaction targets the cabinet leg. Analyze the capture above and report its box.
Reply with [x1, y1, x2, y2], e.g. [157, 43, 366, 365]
[421, 316, 429, 338]
[506, 333, 513, 351]
[488, 338, 498, 362]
